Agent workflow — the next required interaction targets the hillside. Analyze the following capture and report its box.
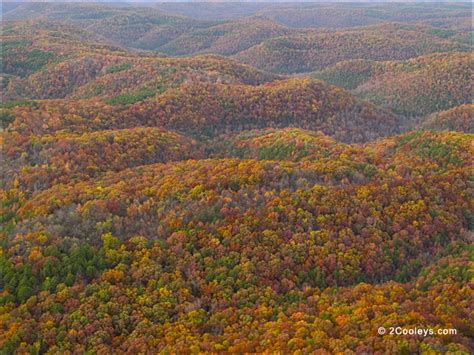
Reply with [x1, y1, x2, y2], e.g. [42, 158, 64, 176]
[0, 27, 406, 143]
[209, 128, 347, 162]
[1, 20, 279, 101]
[420, 105, 474, 133]
[234, 24, 470, 73]
[2, 77, 406, 143]
[313, 52, 472, 116]
[257, 3, 472, 30]
[2, 3, 215, 51]
[1, 129, 473, 352]
[1, 127, 204, 191]
[0, 3, 473, 354]
[3, 4, 471, 76]
[1, 20, 128, 79]
[3, 52, 277, 101]
[157, 16, 292, 56]
[12, 2, 471, 28]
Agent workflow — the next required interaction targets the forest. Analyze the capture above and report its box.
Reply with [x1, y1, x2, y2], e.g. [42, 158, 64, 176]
[0, 2, 473, 353]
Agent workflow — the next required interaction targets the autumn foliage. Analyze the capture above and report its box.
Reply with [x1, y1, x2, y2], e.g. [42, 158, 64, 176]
[314, 52, 473, 116]
[1, 3, 473, 354]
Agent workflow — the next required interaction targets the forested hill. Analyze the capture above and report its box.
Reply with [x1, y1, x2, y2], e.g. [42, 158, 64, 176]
[1, 2, 473, 353]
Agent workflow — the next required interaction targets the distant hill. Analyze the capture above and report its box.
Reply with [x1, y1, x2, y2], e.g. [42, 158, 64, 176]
[157, 16, 291, 56]
[313, 52, 472, 116]
[153, 2, 472, 30]
[3, 4, 471, 76]
[234, 23, 470, 73]
[2, 2, 217, 49]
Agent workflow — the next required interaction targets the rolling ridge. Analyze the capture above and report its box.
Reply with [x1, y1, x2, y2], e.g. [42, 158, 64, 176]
[0, 3, 473, 353]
